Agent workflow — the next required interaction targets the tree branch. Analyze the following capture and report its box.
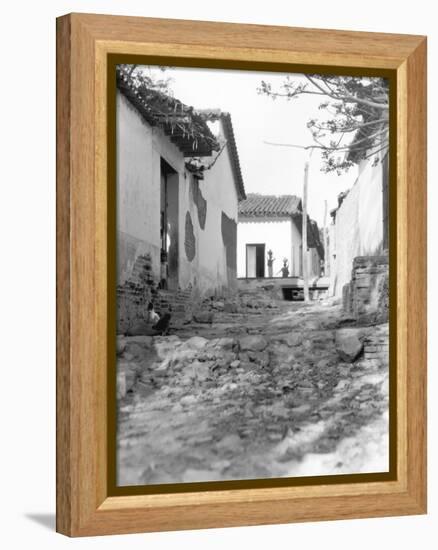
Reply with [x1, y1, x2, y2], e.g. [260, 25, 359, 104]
[304, 75, 388, 110]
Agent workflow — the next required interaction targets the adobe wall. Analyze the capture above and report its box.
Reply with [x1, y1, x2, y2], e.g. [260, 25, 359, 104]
[330, 157, 386, 298]
[237, 218, 293, 278]
[116, 94, 240, 332]
[177, 118, 239, 295]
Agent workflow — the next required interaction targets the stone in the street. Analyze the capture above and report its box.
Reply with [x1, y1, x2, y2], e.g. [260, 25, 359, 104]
[217, 433, 242, 451]
[125, 335, 153, 348]
[316, 358, 332, 369]
[193, 311, 214, 324]
[336, 328, 364, 362]
[124, 343, 148, 359]
[239, 334, 268, 352]
[224, 302, 238, 313]
[290, 404, 311, 414]
[285, 333, 303, 347]
[216, 337, 235, 350]
[183, 336, 209, 350]
[180, 394, 197, 406]
[271, 332, 302, 347]
[211, 459, 231, 471]
[192, 361, 211, 381]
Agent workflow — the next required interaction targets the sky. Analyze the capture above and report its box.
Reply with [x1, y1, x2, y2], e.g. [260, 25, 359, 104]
[137, 65, 361, 227]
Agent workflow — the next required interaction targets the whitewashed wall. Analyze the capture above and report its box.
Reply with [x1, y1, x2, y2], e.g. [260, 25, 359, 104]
[116, 91, 184, 282]
[237, 215, 322, 279]
[178, 119, 239, 295]
[290, 217, 303, 276]
[330, 156, 385, 296]
[237, 217, 293, 277]
[117, 95, 238, 295]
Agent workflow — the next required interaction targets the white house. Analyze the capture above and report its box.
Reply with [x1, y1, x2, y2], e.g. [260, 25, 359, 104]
[115, 67, 247, 333]
[237, 194, 323, 280]
[116, 67, 246, 298]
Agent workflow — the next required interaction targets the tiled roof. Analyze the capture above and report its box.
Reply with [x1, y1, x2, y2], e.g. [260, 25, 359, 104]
[238, 194, 301, 218]
[117, 67, 219, 157]
[220, 113, 246, 201]
[239, 194, 324, 259]
[117, 69, 246, 200]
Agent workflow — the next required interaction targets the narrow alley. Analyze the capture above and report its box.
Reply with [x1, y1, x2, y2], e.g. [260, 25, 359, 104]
[117, 291, 389, 486]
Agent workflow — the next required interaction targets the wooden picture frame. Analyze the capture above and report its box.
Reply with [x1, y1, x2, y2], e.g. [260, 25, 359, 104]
[56, 13, 427, 536]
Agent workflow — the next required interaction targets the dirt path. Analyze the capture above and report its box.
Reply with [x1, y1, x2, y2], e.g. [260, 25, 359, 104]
[117, 299, 389, 486]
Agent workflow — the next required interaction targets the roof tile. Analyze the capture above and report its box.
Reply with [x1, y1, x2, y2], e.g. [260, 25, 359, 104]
[238, 193, 301, 218]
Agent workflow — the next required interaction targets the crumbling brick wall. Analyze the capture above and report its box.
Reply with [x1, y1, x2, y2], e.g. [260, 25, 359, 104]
[117, 253, 155, 334]
[363, 324, 389, 365]
[343, 255, 389, 324]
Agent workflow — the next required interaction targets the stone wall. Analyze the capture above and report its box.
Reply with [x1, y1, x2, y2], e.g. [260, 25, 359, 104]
[363, 324, 389, 366]
[343, 255, 389, 324]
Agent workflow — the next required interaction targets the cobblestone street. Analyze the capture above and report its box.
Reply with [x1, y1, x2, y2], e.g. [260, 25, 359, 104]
[117, 293, 389, 486]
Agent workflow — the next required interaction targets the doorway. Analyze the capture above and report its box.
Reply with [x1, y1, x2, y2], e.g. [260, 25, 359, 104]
[246, 244, 265, 278]
[160, 158, 179, 290]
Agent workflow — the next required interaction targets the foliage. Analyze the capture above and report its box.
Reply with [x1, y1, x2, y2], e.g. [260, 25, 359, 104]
[259, 74, 389, 173]
[117, 65, 221, 164]
[117, 64, 174, 96]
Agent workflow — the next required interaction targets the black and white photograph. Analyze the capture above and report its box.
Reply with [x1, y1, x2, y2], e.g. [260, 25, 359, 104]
[115, 63, 390, 486]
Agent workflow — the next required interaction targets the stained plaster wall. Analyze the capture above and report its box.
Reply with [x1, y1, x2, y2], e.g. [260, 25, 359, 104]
[179, 118, 239, 295]
[117, 94, 238, 296]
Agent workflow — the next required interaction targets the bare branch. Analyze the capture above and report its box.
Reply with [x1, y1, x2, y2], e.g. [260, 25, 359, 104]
[305, 75, 388, 110]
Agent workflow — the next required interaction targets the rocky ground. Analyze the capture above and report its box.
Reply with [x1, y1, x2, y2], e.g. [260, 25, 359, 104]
[116, 293, 389, 486]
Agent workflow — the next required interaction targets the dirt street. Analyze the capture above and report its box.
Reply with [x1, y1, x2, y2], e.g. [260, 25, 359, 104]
[117, 296, 389, 486]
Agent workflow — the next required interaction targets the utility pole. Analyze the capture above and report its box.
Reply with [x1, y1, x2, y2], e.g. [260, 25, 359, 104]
[263, 141, 314, 302]
[302, 159, 310, 302]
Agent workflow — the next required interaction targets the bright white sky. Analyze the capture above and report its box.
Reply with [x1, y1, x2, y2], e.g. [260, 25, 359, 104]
[139, 65, 359, 227]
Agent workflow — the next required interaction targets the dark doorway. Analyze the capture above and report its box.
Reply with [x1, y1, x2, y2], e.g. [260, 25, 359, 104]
[160, 158, 179, 290]
[282, 287, 304, 301]
[246, 243, 265, 278]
